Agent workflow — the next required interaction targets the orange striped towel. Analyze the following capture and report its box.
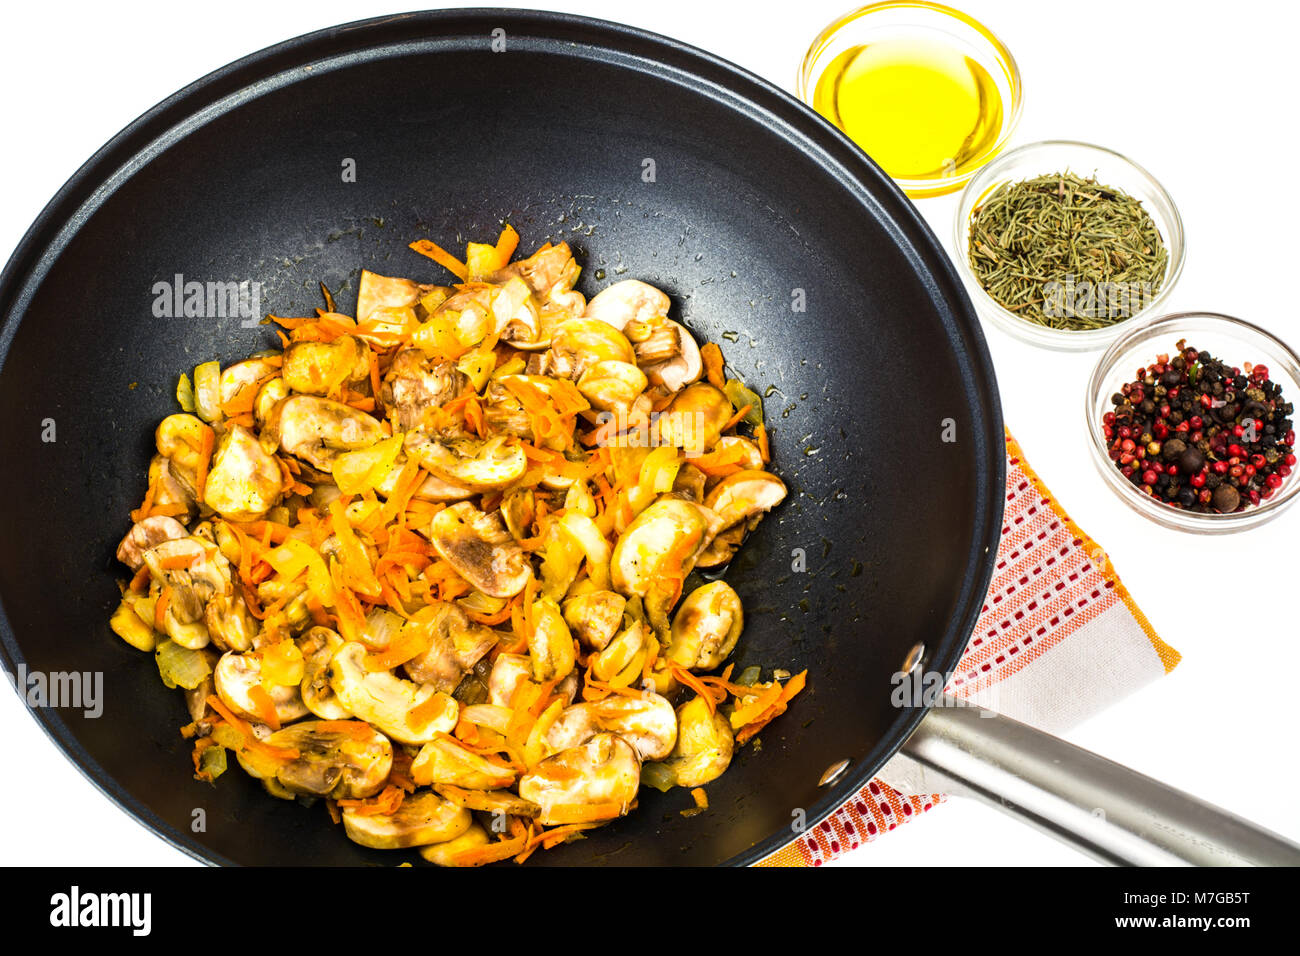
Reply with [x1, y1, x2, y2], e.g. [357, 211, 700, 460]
[757, 431, 1180, 866]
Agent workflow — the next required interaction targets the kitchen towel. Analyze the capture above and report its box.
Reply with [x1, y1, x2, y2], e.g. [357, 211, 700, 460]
[757, 431, 1180, 866]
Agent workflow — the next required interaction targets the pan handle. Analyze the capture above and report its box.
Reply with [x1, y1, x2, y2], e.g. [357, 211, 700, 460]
[895, 697, 1300, 866]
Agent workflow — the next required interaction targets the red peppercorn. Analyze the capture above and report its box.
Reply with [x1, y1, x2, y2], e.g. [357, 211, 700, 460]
[1213, 461, 1228, 475]
[1189, 415, 1203, 429]
[1228, 444, 1246, 458]
[1233, 424, 1245, 438]
[1199, 489, 1213, 504]
[1251, 454, 1266, 468]
[1190, 431, 1203, 443]
[1176, 421, 1190, 433]
[1118, 426, 1132, 439]
[1120, 438, 1135, 453]
[1266, 473, 1283, 489]
[1253, 365, 1269, 381]
[1103, 412, 1116, 426]
[1244, 464, 1256, 478]
[1230, 464, 1245, 478]
[1190, 471, 1206, 488]
[1151, 462, 1164, 475]
[1251, 489, 1264, 504]
[1142, 470, 1158, 486]
[1288, 430, 1296, 445]
[1153, 422, 1169, 439]
[1286, 454, 1297, 467]
[1119, 453, 1135, 466]
[1159, 404, 1171, 419]
[1280, 465, 1293, 477]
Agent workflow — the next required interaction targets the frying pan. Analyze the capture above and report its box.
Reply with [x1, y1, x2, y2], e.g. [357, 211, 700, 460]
[0, 9, 1293, 867]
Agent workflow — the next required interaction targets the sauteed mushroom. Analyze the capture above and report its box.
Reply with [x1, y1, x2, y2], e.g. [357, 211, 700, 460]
[328, 643, 459, 745]
[518, 733, 641, 825]
[202, 424, 285, 522]
[213, 650, 310, 726]
[343, 791, 473, 850]
[273, 395, 385, 472]
[666, 581, 744, 671]
[238, 719, 392, 799]
[543, 693, 678, 761]
[427, 502, 532, 599]
[282, 334, 370, 396]
[661, 695, 735, 788]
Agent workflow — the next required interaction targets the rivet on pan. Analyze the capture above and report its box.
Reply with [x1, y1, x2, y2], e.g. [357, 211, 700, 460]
[902, 642, 926, 675]
[818, 759, 851, 787]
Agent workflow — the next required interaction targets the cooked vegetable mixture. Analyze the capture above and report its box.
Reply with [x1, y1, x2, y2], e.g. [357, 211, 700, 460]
[109, 228, 805, 865]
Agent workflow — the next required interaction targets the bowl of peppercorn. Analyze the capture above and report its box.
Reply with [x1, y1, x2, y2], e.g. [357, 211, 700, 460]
[1087, 312, 1300, 532]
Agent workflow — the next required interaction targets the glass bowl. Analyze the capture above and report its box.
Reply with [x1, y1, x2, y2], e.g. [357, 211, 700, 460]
[797, 1, 1022, 198]
[955, 140, 1186, 351]
[1086, 312, 1300, 533]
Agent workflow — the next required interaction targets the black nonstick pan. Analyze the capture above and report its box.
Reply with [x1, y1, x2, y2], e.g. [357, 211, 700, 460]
[3, 9, 1283, 867]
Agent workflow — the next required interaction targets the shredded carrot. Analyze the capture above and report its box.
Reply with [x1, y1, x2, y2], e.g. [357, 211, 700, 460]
[690, 787, 708, 810]
[755, 423, 771, 463]
[734, 670, 808, 745]
[465, 601, 514, 626]
[246, 685, 282, 731]
[368, 348, 382, 402]
[154, 585, 172, 631]
[128, 564, 151, 593]
[669, 665, 726, 715]
[409, 239, 468, 281]
[721, 403, 754, 434]
[337, 784, 405, 816]
[700, 341, 725, 389]
[130, 479, 158, 524]
[496, 224, 520, 263]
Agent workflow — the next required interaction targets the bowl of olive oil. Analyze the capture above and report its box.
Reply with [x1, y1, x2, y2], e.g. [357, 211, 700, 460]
[798, 1, 1022, 198]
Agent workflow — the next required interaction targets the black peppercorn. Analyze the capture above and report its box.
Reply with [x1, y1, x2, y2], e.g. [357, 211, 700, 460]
[1178, 447, 1205, 473]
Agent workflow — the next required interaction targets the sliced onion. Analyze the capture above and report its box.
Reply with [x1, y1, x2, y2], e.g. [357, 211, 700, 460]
[155, 640, 212, 690]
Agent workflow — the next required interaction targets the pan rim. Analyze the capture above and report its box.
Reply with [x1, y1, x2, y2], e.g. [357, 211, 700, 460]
[0, 7, 1004, 867]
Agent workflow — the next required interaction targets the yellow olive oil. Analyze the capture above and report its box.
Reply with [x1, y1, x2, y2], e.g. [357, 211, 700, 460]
[813, 38, 1003, 188]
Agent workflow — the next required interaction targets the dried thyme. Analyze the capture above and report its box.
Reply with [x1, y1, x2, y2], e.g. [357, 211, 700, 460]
[967, 171, 1168, 330]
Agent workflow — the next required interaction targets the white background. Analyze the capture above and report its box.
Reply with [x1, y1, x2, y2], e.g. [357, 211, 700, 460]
[1, 0, 1296, 867]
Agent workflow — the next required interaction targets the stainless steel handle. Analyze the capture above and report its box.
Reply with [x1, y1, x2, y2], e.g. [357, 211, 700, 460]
[896, 697, 1300, 866]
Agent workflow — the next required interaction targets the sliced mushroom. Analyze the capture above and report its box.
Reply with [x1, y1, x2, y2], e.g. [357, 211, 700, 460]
[382, 348, 470, 432]
[328, 642, 459, 745]
[343, 791, 473, 850]
[219, 357, 279, 409]
[273, 395, 385, 472]
[147, 455, 199, 520]
[155, 413, 211, 489]
[410, 735, 518, 790]
[214, 650, 309, 725]
[298, 626, 350, 720]
[576, 360, 648, 412]
[254, 377, 289, 439]
[487, 653, 578, 709]
[661, 695, 734, 788]
[402, 602, 499, 694]
[703, 469, 788, 533]
[372, 455, 475, 503]
[548, 317, 637, 379]
[653, 382, 733, 453]
[142, 536, 235, 649]
[583, 279, 670, 330]
[204, 591, 256, 653]
[666, 581, 744, 671]
[427, 501, 532, 599]
[561, 590, 626, 651]
[528, 598, 576, 683]
[203, 424, 285, 522]
[357, 269, 437, 324]
[636, 322, 703, 392]
[609, 497, 722, 631]
[406, 433, 527, 491]
[544, 693, 678, 761]
[237, 719, 392, 799]
[693, 523, 746, 569]
[418, 822, 491, 866]
[518, 733, 641, 825]
[282, 334, 370, 396]
[431, 787, 540, 818]
[500, 487, 536, 542]
[116, 515, 187, 571]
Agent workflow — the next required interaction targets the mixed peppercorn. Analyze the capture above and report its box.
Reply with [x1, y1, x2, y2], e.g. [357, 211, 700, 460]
[1103, 340, 1295, 513]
